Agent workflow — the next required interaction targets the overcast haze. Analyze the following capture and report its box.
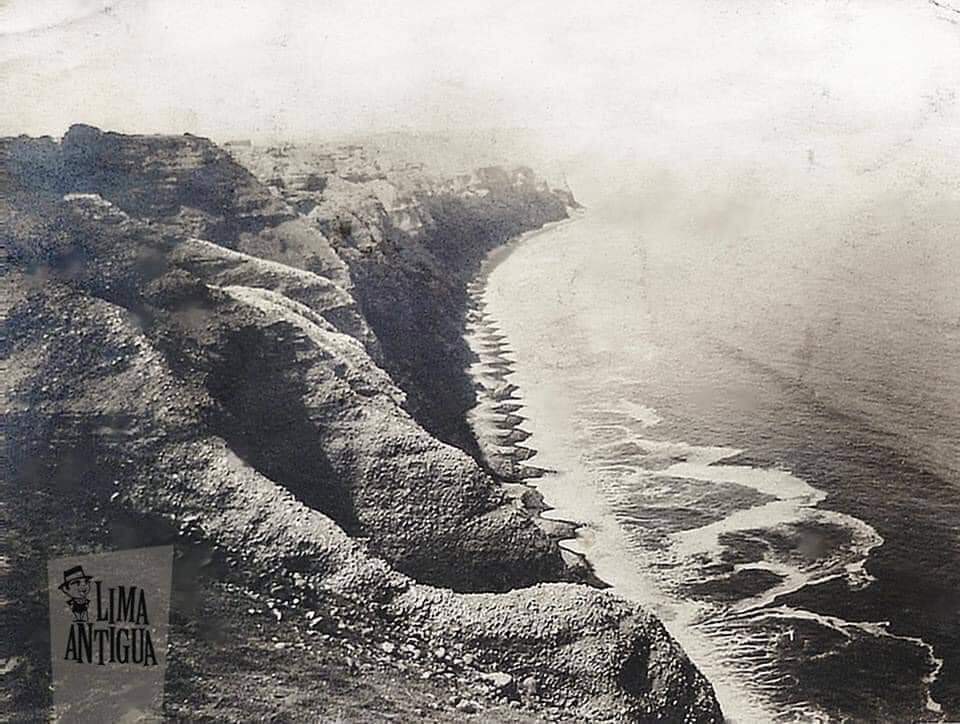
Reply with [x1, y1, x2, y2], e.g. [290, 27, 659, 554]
[3, 0, 960, 167]
[6, 4, 960, 721]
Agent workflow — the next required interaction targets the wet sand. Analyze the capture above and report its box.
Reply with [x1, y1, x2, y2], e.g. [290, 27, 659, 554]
[462, 213, 604, 583]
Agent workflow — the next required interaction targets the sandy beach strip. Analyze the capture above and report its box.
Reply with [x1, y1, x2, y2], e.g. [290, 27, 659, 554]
[463, 212, 605, 586]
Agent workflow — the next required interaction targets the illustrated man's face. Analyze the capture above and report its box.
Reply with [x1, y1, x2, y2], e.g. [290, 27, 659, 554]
[66, 579, 89, 599]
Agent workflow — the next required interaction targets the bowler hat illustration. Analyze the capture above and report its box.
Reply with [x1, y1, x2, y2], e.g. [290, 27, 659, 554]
[58, 565, 93, 592]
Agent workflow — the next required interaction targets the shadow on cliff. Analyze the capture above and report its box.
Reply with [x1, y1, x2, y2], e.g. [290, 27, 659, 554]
[204, 325, 361, 532]
[1, 127, 723, 722]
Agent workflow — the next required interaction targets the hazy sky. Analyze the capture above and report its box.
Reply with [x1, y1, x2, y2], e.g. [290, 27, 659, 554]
[3, 1, 960, 477]
[3, 0, 960, 160]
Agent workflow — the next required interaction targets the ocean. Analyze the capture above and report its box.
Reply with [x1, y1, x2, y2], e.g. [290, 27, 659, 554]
[475, 189, 960, 722]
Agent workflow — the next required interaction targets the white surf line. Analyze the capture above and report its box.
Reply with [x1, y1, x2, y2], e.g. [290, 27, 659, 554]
[665, 449, 933, 713]
[622, 435, 901, 719]
[645, 439, 885, 601]
[464, 218, 584, 478]
[741, 605, 944, 714]
[581, 402, 663, 430]
[553, 433, 815, 719]
[465, 212, 819, 722]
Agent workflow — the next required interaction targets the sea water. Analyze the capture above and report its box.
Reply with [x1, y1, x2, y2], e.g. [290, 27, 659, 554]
[478, 194, 960, 722]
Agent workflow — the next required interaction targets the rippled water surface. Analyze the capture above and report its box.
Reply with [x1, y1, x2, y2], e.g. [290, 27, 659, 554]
[480, 203, 960, 722]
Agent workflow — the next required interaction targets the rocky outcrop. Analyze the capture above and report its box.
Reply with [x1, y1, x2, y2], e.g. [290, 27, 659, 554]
[394, 583, 723, 723]
[230, 143, 575, 456]
[1, 273, 399, 598]
[171, 239, 381, 357]
[4, 178, 560, 592]
[0, 128, 721, 722]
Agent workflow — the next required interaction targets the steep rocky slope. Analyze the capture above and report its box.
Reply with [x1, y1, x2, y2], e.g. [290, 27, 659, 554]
[0, 127, 721, 722]
[230, 141, 577, 455]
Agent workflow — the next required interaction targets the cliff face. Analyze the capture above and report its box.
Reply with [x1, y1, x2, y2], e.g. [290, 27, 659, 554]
[0, 127, 720, 722]
[230, 142, 574, 454]
[3, 126, 562, 592]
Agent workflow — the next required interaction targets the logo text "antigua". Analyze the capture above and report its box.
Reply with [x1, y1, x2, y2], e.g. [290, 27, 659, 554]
[64, 583, 157, 666]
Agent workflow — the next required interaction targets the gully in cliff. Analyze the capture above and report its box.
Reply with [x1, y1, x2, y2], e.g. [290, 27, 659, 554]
[3, 126, 721, 723]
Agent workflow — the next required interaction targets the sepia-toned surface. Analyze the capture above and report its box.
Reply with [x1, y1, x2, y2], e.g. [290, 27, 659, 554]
[3, 1, 960, 722]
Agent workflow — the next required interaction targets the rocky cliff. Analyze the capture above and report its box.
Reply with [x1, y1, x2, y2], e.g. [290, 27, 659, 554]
[228, 141, 577, 456]
[0, 126, 721, 722]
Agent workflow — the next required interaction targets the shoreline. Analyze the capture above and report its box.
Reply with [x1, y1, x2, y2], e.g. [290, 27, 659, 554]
[463, 209, 793, 720]
[461, 212, 801, 720]
[462, 210, 607, 588]
[4, 128, 726, 723]
[462, 207, 953, 721]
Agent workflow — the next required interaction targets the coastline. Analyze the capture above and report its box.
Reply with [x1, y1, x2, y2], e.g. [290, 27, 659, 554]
[461, 205, 954, 722]
[463, 209, 810, 720]
[4, 129, 726, 723]
[461, 210, 798, 719]
[463, 210, 608, 588]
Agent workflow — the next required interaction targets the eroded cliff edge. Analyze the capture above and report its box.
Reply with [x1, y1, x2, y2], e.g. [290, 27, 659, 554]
[0, 126, 721, 722]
